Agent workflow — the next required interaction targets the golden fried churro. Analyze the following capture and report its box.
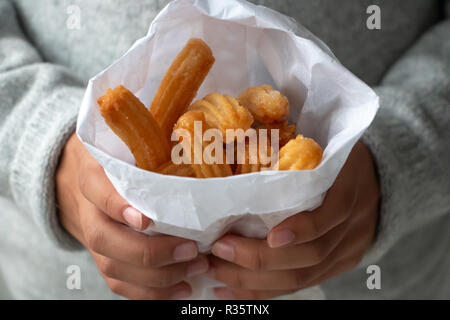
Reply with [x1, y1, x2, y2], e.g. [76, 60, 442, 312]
[150, 38, 215, 140]
[235, 139, 272, 174]
[275, 135, 322, 171]
[98, 85, 170, 171]
[174, 110, 233, 178]
[189, 93, 254, 143]
[238, 84, 289, 124]
[257, 120, 296, 147]
[155, 161, 195, 178]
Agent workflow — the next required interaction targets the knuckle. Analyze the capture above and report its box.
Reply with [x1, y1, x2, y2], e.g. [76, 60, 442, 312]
[85, 226, 105, 252]
[248, 248, 264, 271]
[310, 243, 326, 265]
[78, 172, 89, 196]
[78, 162, 101, 193]
[99, 258, 117, 278]
[233, 271, 245, 289]
[141, 244, 157, 268]
[152, 269, 174, 287]
[103, 191, 117, 216]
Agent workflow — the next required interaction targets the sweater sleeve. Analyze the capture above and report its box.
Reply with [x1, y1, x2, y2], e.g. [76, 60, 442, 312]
[360, 14, 450, 265]
[0, 1, 84, 250]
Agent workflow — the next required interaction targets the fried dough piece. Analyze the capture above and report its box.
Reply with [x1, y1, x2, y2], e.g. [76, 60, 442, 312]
[275, 135, 322, 171]
[98, 85, 170, 171]
[150, 38, 215, 140]
[155, 161, 195, 177]
[238, 84, 289, 124]
[235, 139, 273, 174]
[174, 110, 233, 178]
[189, 93, 254, 143]
[257, 120, 296, 147]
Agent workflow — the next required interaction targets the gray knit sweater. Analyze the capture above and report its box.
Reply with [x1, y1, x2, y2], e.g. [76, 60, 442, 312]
[0, 0, 449, 299]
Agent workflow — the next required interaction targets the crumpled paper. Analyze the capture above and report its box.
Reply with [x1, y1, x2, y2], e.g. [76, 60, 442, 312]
[76, 0, 379, 299]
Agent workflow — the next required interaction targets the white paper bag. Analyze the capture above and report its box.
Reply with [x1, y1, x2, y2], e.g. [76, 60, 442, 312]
[76, 0, 379, 299]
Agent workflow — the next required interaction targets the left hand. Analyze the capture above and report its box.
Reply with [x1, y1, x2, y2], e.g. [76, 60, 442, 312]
[207, 141, 380, 299]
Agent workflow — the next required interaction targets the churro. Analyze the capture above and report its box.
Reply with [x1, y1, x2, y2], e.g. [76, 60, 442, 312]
[275, 135, 322, 171]
[189, 93, 254, 143]
[155, 161, 195, 177]
[174, 110, 233, 178]
[235, 139, 272, 174]
[257, 120, 296, 147]
[238, 84, 289, 124]
[98, 86, 170, 171]
[150, 38, 215, 140]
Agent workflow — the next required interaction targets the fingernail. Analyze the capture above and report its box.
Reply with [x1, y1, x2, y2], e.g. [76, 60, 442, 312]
[172, 287, 192, 300]
[187, 258, 209, 277]
[173, 242, 198, 262]
[212, 241, 235, 262]
[214, 287, 235, 300]
[123, 207, 142, 229]
[268, 229, 295, 248]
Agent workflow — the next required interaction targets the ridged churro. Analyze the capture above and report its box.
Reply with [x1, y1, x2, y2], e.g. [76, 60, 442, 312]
[275, 135, 322, 171]
[235, 139, 272, 174]
[98, 86, 170, 171]
[155, 161, 195, 178]
[238, 84, 289, 124]
[150, 38, 215, 140]
[174, 110, 233, 178]
[189, 93, 254, 143]
[257, 120, 296, 147]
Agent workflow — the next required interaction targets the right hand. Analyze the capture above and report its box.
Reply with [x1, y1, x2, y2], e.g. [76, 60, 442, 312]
[56, 133, 209, 299]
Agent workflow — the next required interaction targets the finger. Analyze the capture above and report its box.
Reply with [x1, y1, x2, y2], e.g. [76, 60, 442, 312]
[211, 221, 349, 271]
[267, 170, 358, 248]
[298, 222, 375, 288]
[208, 222, 370, 291]
[301, 257, 358, 290]
[214, 287, 297, 300]
[81, 201, 199, 268]
[58, 200, 85, 244]
[79, 158, 151, 230]
[206, 256, 304, 290]
[93, 253, 209, 288]
[104, 277, 192, 300]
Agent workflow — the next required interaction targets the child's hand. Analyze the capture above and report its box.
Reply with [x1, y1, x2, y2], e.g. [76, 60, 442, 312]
[56, 134, 208, 299]
[207, 141, 380, 299]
